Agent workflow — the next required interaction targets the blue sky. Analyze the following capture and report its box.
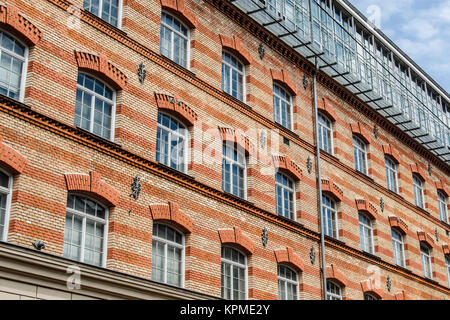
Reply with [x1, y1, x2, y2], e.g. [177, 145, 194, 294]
[350, 0, 450, 93]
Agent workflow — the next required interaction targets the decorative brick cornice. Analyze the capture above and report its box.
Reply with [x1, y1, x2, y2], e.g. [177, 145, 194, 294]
[443, 244, 449, 255]
[350, 123, 372, 145]
[272, 155, 302, 181]
[0, 136, 27, 174]
[321, 179, 343, 202]
[149, 201, 194, 233]
[64, 171, 120, 207]
[355, 199, 378, 220]
[75, 51, 128, 90]
[160, 0, 198, 29]
[274, 247, 304, 272]
[360, 279, 385, 300]
[319, 97, 338, 122]
[219, 127, 256, 157]
[410, 163, 426, 182]
[388, 216, 408, 235]
[270, 69, 297, 96]
[416, 231, 435, 249]
[382, 145, 401, 165]
[0, 4, 42, 45]
[326, 264, 347, 287]
[218, 226, 255, 255]
[435, 180, 449, 197]
[155, 93, 198, 126]
[219, 34, 252, 65]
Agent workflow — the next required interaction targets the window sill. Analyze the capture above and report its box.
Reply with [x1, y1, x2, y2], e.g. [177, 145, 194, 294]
[82, 9, 127, 37]
[75, 126, 122, 149]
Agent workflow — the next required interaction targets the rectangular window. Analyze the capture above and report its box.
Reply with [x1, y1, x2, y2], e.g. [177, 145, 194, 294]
[222, 143, 246, 199]
[83, 0, 120, 27]
[420, 244, 432, 279]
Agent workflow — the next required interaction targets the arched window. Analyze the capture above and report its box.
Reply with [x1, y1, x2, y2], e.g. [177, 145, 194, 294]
[278, 264, 299, 300]
[391, 229, 405, 267]
[438, 191, 448, 224]
[385, 156, 398, 193]
[276, 172, 295, 220]
[364, 293, 378, 300]
[160, 12, 189, 68]
[420, 243, 432, 279]
[222, 51, 244, 101]
[63, 194, 108, 267]
[318, 113, 333, 154]
[75, 73, 115, 141]
[156, 112, 188, 173]
[221, 246, 247, 300]
[353, 135, 368, 175]
[359, 213, 374, 254]
[326, 281, 342, 300]
[83, 0, 121, 28]
[322, 194, 338, 239]
[0, 169, 12, 241]
[222, 143, 246, 199]
[413, 174, 425, 209]
[273, 84, 293, 130]
[151, 223, 184, 287]
[445, 255, 450, 287]
[0, 30, 27, 101]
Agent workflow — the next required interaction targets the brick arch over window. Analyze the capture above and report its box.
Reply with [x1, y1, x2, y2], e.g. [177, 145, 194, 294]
[350, 123, 372, 145]
[319, 97, 338, 122]
[0, 137, 27, 174]
[64, 171, 120, 207]
[160, 0, 198, 29]
[326, 264, 347, 287]
[149, 201, 194, 233]
[394, 290, 409, 300]
[410, 162, 427, 182]
[442, 244, 449, 255]
[272, 156, 303, 181]
[355, 199, 379, 220]
[360, 279, 385, 300]
[219, 35, 252, 65]
[382, 144, 401, 165]
[417, 231, 435, 249]
[154, 93, 198, 126]
[388, 216, 408, 235]
[321, 179, 343, 202]
[0, 4, 42, 45]
[435, 180, 449, 197]
[270, 69, 297, 96]
[218, 226, 255, 255]
[219, 127, 256, 158]
[74, 51, 128, 90]
[274, 247, 304, 272]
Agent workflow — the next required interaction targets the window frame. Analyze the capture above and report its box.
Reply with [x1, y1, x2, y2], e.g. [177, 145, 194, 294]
[151, 222, 185, 288]
[222, 143, 247, 199]
[326, 280, 342, 300]
[221, 246, 248, 300]
[156, 111, 189, 173]
[445, 255, 450, 287]
[75, 72, 117, 142]
[358, 212, 374, 254]
[83, 0, 123, 29]
[385, 156, 398, 193]
[277, 264, 300, 300]
[412, 174, 425, 209]
[273, 83, 293, 130]
[159, 11, 190, 69]
[318, 112, 333, 154]
[0, 29, 29, 103]
[0, 168, 12, 242]
[63, 194, 109, 268]
[275, 172, 296, 221]
[438, 191, 448, 224]
[322, 194, 338, 239]
[353, 135, 368, 175]
[391, 229, 406, 267]
[221, 50, 246, 102]
[420, 243, 433, 279]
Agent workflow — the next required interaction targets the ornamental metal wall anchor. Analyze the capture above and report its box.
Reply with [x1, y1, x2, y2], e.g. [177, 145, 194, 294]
[306, 156, 313, 174]
[129, 176, 142, 200]
[373, 124, 379, 139]
[303, 74, 308, 90]
[428, 162, 432, 176]
[380, 197, 385, 212]
[258, 43, 265, 60]
[310, 246, 316, 265]
[386, 276, 392, 292]
[435, 228, 439, 242]
[32, 240, 45, 251]
[261, 227, 268, 247]
[138, 62, 146, 84]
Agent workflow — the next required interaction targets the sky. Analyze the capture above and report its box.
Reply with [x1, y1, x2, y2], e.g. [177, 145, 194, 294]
[349, 0, 450, 94]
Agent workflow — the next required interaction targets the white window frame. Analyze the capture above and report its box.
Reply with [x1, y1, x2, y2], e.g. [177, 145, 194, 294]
[385, 157, 398, 193]
[221, 50, 246, 102]
[221, 246, 248, 300]
[222, 143, 247, 199]
[151, 223, 185, 288]
[364, 293, 378, 300]
[160, 11, 190, 69]
[0, 29, 29, 103]
[391, 229, 406, 267]
[358, 212, 374, 254]
[75, 72, 116, 142]
[438, 191, 448, 224]
[273, 83, 293, 130]
[353, 135, 368, 175]
[322, 194, 338, 239]
[326, 280, 342, 300]
[318, 113, 333, 154]
[420, 243, 433, 279]
[275, 172, 296, 221]
[63, 194, 109, 268]
[83, 0, 123, 29]
[277, 264, 299, 300]
[413, 174, 425, 209]
[445, 255, 450, 287]
[0, 168, 12, 242]
[156, 112, 189, 173]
